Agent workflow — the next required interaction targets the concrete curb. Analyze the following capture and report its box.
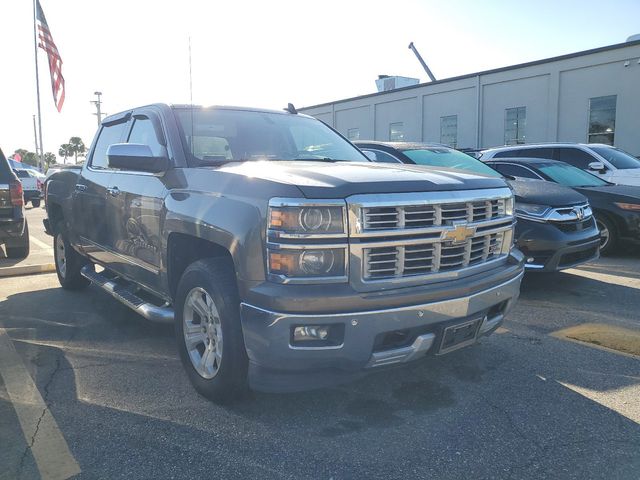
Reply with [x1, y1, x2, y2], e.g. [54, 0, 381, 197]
[0, 263, 56, 278]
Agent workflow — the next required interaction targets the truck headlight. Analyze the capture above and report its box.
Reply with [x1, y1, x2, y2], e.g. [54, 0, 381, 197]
[268, 202, 346, 236]
[515, 202, 551, 221]
[268, 248, 346, 279]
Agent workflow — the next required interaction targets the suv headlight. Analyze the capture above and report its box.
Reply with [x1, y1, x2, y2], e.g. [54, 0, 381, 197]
[515, 202, 551, 221]
[267, 198, 348, 283]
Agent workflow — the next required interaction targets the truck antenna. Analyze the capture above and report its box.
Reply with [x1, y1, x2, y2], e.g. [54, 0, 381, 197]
[284, 103, 298, 114]
[189, 36, 195, 156]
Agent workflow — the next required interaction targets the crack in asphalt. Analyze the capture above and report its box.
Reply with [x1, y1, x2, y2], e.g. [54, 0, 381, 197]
[16, 325, 79, 479]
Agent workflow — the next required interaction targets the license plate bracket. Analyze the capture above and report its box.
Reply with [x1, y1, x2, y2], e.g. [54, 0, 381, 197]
[437, 317, 482, 355]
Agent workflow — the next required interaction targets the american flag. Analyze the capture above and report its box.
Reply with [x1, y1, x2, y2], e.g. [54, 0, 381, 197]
[36, 0, 65, 112]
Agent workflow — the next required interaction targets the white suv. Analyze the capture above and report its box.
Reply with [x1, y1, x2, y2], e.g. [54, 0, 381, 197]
[480, 143, 640, 187]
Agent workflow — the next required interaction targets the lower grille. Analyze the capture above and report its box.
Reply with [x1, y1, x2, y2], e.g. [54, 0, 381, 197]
[553, 217, 596, 233]
[364, 232, 504, 280]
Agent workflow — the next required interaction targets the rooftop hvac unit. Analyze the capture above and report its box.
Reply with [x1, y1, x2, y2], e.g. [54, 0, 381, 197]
[375, 75, 420, 92]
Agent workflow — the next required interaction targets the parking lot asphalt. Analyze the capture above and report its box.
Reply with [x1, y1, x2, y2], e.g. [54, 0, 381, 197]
[0, 247, 639, 479]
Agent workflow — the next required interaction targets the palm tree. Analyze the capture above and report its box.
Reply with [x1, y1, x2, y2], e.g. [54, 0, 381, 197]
[58, 144, 73, 164]
[68, 137, 86, 164]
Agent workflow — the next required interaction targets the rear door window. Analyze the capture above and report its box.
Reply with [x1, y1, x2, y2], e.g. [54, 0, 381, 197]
[555, 147, 595, 168]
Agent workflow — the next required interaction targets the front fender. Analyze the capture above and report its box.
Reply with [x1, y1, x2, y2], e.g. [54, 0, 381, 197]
[163, 190, 267, 283]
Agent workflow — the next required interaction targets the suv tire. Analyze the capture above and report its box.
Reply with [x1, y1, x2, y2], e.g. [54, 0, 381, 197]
[175, 257, 248, 403]
[54, 221, 90, 290]
[5, 222, 30, 259]
[32, 199, 41, 208]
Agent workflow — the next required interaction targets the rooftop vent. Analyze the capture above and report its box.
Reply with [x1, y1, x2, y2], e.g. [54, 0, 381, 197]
[375, 75, 419, 93]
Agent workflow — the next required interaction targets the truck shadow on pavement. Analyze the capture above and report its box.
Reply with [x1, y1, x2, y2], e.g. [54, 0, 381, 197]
[1, 280, 639, 478]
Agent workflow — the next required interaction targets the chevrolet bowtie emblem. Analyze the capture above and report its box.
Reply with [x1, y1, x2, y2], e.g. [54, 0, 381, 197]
[442, 223, 477, 244]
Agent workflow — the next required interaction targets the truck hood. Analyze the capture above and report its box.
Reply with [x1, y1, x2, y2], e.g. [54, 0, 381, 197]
[508, 179, 587, 207]
[220, 161, 507, 198]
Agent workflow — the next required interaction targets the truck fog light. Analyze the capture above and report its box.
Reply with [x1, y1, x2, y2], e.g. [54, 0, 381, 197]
[291, 324, 345, 347]
[294, 326, 329, 341]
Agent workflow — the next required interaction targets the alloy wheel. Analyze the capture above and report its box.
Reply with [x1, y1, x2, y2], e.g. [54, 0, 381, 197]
[183, 287, 223, 379]
[55, 233, 67, 278]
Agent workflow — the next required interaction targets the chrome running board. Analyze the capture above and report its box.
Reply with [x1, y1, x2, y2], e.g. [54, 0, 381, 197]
[81, 265, 174, 324]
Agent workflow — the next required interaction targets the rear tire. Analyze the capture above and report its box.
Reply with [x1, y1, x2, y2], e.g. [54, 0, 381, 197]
[54, 221, 90, 290]
[595, 215, 617, 255]
[31, 199, 41, 208]
[174, 257, 248, 403]
[5, 222, 30, 259]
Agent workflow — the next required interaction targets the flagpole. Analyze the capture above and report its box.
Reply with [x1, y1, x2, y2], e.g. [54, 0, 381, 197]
[33, 0, 45, 171]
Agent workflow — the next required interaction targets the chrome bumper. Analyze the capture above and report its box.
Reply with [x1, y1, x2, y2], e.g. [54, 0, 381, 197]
[240, 270, 523, 374]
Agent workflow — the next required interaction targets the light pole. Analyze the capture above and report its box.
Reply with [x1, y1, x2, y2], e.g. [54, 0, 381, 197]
[91, 91, 103, 127]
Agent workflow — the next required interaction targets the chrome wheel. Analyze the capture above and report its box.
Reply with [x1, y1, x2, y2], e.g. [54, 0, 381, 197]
[55, 233, 67, 279]
[596, 219, 610, 250]
[183, 287, 223, 379]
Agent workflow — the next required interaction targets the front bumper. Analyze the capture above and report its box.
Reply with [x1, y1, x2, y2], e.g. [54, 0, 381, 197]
[240, 268, 523, 392]
[516, 217, 600, 272]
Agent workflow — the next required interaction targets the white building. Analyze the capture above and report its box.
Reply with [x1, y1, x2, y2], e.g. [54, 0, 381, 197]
[299, 39, 640, 155]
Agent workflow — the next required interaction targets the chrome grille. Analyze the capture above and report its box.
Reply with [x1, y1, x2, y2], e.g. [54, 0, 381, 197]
[362, 199, 506, 231]
[364, 232, 504, 280]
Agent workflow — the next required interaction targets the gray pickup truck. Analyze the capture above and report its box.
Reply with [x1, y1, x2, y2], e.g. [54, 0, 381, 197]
[45, 104, 524, 402]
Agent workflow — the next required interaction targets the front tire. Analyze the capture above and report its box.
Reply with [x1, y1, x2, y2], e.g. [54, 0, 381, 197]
[595, 215, 617, 255]
[54, 222, 90, 290]
[175, 258, 248, 403]
[5, 222, 30, 259]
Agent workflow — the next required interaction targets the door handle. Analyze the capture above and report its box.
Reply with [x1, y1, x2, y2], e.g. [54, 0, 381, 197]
[74, 184, 87, 192]
[107, 186, 121, 197]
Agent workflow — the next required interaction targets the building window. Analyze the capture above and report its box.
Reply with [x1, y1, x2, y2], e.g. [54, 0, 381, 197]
[347, 128, 360, 141]
[504, 107, 526, 145]
[440, 115, 458, 148]
[588, 95, 616, 145]
[389, 122, 404, 141]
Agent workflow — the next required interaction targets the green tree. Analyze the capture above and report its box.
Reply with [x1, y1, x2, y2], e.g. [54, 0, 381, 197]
[11, 149, 38, 167]
[44, 152, 56, 168]
[68, 137, 86, 164]
[58, 143, 73, 164]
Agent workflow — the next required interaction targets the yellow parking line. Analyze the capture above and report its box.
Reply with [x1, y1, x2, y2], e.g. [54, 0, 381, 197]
[30, 236, 52, 251]
[0, 326, 80, 480]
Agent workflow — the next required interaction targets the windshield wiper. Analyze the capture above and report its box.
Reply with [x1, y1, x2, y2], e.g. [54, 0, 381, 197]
[290, 157, 345, 162]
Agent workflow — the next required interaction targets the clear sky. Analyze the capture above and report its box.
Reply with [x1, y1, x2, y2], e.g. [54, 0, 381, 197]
[1, 0, 639, 163]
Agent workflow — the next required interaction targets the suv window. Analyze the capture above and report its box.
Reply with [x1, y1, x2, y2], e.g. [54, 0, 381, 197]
[90, 121, 128, 169]
[363, 149, 401, 164]
[555, 147, 594, 168]
[0, 149, 14, 182]
[127, 117, 164, 157]
[491, 163, 540, 179]
[14, 170, 30, 178]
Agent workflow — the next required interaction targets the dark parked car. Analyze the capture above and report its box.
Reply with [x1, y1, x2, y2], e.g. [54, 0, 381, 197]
[356, 141, 600, 271]
[486, 158, 640, 254]
[44, 104, 524, 402]
[0, 148, 30, 258]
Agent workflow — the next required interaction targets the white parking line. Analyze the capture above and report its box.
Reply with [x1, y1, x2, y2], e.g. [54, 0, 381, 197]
[30, 235, 52, 251]
[0, 326, 80, 480]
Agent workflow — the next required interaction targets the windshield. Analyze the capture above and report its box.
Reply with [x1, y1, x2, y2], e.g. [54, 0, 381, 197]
[174, 108, 369, 163]
[402, 148, 501, 177]
[590, 146, 640, 169]
[538, 162, 608, 187]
